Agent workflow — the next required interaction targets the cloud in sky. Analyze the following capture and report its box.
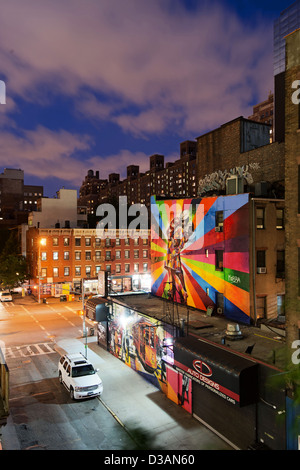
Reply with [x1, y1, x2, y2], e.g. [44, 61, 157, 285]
[0, 0, 276, 192]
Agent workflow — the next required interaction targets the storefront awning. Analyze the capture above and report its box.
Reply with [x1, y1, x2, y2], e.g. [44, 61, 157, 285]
[173, 336, 258, 407]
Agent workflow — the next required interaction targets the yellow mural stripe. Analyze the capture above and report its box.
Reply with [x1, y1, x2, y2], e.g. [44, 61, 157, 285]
[183, 258, 249, 315]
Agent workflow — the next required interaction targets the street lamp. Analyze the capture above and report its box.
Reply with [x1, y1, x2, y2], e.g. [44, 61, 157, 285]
[38, 238, 47, 303]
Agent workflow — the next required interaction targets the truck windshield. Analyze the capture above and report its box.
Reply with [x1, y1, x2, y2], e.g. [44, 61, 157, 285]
[72, 364, 95, 377]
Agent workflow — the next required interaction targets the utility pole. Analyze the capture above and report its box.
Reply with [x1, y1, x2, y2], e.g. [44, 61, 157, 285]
[82, 278, 87, 358]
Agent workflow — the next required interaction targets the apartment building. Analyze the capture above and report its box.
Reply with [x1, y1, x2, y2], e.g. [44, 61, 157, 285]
[78, 141, 197, 216]
[26, 227, 151, 297]
[0, 168, 43, 228]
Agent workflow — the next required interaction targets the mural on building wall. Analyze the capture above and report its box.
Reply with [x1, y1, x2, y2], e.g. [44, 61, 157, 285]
[151, 194, 251, 324]
[107, 302, 176, 392]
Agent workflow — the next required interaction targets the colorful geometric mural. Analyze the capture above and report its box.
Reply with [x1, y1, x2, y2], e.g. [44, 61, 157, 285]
[151, 194, 250, 324]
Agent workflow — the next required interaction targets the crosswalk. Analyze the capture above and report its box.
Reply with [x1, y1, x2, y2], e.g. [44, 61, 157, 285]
[2, 342, 56, 359]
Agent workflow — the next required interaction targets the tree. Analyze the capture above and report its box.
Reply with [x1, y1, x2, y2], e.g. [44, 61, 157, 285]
[0, 230, 28, 288]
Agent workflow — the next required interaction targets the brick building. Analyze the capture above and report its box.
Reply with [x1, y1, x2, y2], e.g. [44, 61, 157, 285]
[196, 117, 284, 198]
[26, 227, 151, 298]
[78, 141, 197, 217]
[248, 92, 274, 141]
[284, 28, 300, 348]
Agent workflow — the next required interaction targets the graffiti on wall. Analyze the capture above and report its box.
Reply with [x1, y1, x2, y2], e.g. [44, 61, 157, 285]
[197, 163, 260, 195]
[151, 194, 251, 324]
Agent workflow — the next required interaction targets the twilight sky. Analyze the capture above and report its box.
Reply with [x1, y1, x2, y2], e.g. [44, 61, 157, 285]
[0, 0, 294, 197]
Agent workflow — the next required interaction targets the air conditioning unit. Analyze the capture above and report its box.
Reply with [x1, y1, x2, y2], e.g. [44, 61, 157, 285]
[257, 267, 267, 274]
[217, 307, 223, 314]
[226, 175, 243, 195]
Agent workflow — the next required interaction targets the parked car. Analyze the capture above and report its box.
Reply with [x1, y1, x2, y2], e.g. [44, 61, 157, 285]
[0, 291, 12, 302]
[58, 353, 103, 400]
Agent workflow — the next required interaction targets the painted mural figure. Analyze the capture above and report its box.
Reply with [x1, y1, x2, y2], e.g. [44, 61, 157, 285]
[164, 214, 192, 304]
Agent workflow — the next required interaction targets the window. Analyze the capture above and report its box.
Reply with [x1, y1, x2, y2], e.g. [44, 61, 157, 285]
[85, 238, 91, 246]
[116, 238, 120, 246]
[95, 266, 101, 274]
[125, 263, 130, 273]
[125, 250, 130, 259]
[277, 295, 285, 316]
[256, 208, 265, 229]
[215, 250, 223, 271]
[143, 250, 148, 258]
[64, 251, 69, 260]
[105, 238, 111, 247]
[53, 267, 59, 277]
[106, 265, 111, 272]
[85, 266, 91, 277]
[63, 237, 70, 246]
[215, 211, 224, 231]
[105, 251, 111, 260]
[53, 237, 58, 246]
[125, 238, 130, 246]
[41, 268, 47, 277]
[276, 209, 284, 229]
[256, 296, 266, 319]
[75, 238, 81, 246]
[134, 249, 139, 258]
[257, 250, 266, 268]
[75, 266, 81, 276]
[75, 251, 81, 260]
[143, 238, 148, 245]
[41, 252, 47, 261]
[143, 263, 148, 272]
[134, 238, 139, 246]
[116, 250, 121, 259]
[95, 238, 101, 247]
[85, 251, 91, 260]
[53, 251, 59, 260]
[276, 250, 285, 278]
[95, 251, 101, 260]
[64, 267, 70, 276]
[134, 263, 139, 273]
[116, 264, 121, 273]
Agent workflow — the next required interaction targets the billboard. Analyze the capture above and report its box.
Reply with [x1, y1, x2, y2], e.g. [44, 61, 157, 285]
[151, 194, 250, 324]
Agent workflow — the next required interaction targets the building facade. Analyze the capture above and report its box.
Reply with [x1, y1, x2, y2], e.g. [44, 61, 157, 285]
[151, 194, 285, 325]
[26, 228, 151, 297]
[284, 28, 300, 347]
[78, 141, 197, 216]
[0, 168, 43, 228]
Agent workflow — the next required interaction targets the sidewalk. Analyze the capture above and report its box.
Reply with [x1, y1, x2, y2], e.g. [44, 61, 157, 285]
[57, 336, 232, 450]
